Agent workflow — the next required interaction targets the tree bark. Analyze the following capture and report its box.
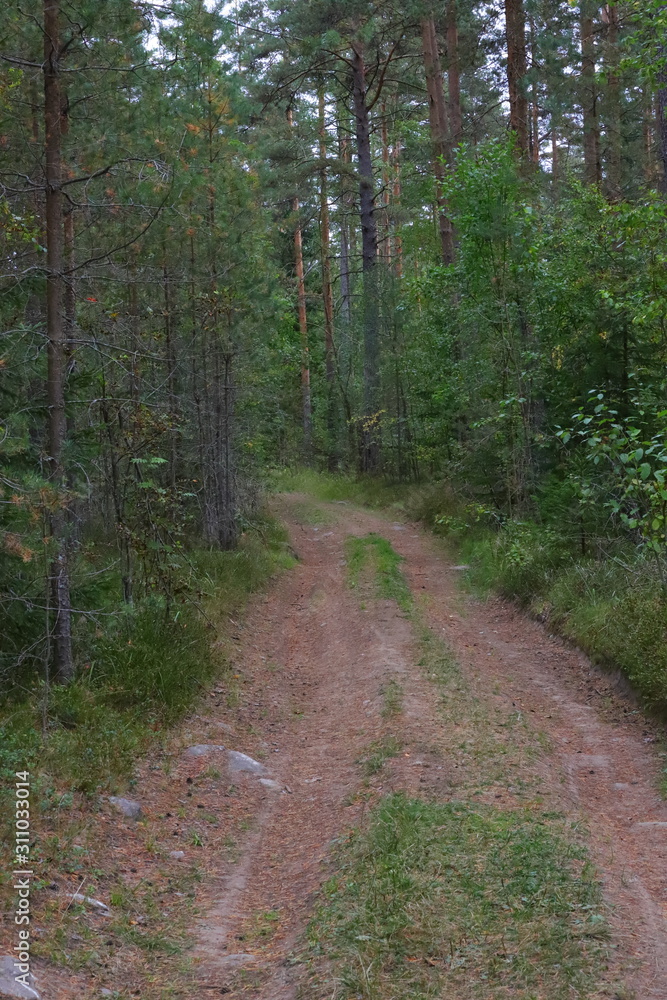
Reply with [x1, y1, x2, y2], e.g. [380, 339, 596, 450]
[319, 90, 337, 469]
[603, 3, 622, 200]
[380, 100, 392, 264]
[351, 42, 381, 472]
[293, 195, 313, 460]
[505, 0, 529, 158]
[529, 18, 540, 164]
[581, 4, 601, 186]
[163, 258, 179, 489]
[43, 0, 74, 683]
[338, 114, 353, 326]
[421, 16, 454, 265]
[392, 138, 403, 278]
[287, 108, 312, 461]
[218, 348, 237, 551]
[658, 78, 667, 194]
[552, 126, 559, 182]
[446, 1, 462, 146]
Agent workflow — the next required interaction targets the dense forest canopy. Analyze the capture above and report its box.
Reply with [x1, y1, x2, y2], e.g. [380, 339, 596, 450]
[2, 0, 667, 698]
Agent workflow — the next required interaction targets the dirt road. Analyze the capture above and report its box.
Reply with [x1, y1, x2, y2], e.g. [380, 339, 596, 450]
[192, 494, 667, 1000]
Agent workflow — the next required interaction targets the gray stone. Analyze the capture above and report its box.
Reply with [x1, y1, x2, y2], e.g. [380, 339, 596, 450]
[169, 850, 185, 859]
[108, 796, 142, 820]
[259, 778, 282, 791]
[219, 953, 258, 971]
[633, 821, 667, 830]
[226, 750, 267, 775]
[0, 956, 40, 998]
[68, 893, 110, 913]
[184, 744, 225, 758]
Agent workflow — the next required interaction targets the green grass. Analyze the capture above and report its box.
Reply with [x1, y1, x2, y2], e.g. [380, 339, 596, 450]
[346, 533, 412, 612]
[0, 515, 295, 800]
[307, 794, 608, 1000]
[381, 677, 404, 719]
[357, 735, 403, 777]
[272, 467, 415, 510]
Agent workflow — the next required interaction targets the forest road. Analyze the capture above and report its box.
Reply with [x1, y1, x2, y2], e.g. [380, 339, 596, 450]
[194, 493, 667, 1000]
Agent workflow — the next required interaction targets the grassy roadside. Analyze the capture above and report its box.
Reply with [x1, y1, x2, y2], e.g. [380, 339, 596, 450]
[0, 514, 295, 996]
[276, 468, 667, 719]
[0, 515, 293, 798]
[302, 531, 614, 1000]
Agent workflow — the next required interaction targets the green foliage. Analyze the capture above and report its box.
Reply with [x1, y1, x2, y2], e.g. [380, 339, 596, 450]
[0, 518, 292, 796]
[309, 794, 607, 1000]
[86, 600, 213, 723]
[558, 390, 667, 559]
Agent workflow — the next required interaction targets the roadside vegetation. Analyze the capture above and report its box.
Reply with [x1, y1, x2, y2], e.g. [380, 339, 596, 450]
[0, 515, 293, 798]
[0, 514, 294, 980]
[280, 467, 667, 718]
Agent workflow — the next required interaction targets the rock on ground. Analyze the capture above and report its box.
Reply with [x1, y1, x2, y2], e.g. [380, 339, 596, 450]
[226, 750, 267, 775]
[0, 956, 40, 998]
[107, 796, 142, 820]
[184, 744, 226, 757]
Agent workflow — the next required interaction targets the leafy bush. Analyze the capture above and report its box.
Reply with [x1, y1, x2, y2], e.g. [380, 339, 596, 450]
[87, 599, 214, 723]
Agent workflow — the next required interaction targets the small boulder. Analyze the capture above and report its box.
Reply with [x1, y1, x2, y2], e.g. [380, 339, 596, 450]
[259, 778, 281, 791]
[184, 744, 225, 758]
[226, 750, 267, 776]
[108, 796, 142, 820]
[219, 953, 258, 971]
[0, 956, 40, 998]
[169, 850, 185, 859]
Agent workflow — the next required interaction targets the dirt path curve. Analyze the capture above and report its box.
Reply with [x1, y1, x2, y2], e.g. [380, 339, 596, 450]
[194, 494, 667, 1000]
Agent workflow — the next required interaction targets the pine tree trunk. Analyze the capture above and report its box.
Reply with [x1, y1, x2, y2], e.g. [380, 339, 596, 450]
[642, 89, 654, 186]
[338, 116, 353, 325]
[218, 349, 237, 551]
[293, 196, 313, 460]
[43, 0, 73, 684]
[421, 16, 454, 265]
[380, 101, 392, 265]
[529, 19, 540, 164]
[446, 1, 463, 145]
[351, 42, 381, 473]
[658, 79, 667, 193]
[505, 0, 529, 158]
[603, 3, 622, 200]
[581, 5, 601, 186]
[163, 260, 179, 489]
[319, 90, 337, 469]
[552, 127, 559, 182]
[391, 139, 403, 278]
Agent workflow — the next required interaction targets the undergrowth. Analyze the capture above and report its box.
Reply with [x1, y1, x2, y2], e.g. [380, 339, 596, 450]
[272, 467, 416, 510]
[0, 516, 294, 802]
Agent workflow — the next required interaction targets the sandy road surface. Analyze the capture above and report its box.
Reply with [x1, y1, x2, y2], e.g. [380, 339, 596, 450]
[192, 495, 667, 1000]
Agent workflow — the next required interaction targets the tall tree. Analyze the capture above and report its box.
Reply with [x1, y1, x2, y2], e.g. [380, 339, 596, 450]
[581, 2, 601, 185]
[505, 0, 529, 157]
[43, 0, 73, 682]
[421, 14, 454, 264]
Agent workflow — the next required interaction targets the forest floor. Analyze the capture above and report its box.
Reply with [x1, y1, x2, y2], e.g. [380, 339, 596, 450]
[18, 492, 667, 1000]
